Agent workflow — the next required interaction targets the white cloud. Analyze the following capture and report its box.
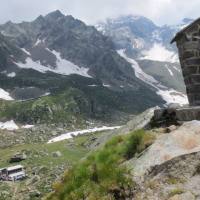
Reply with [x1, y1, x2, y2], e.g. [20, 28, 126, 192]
[0, 0, 199, 25]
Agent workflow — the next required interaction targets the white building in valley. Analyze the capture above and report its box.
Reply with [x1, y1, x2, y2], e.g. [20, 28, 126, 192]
[0, 165, 26, 181]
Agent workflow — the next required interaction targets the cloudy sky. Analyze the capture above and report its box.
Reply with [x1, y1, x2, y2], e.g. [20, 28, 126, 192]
[1, 0, 200, 25]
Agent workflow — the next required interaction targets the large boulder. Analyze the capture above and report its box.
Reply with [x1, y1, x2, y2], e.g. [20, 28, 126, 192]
[134, 151, 200, 200]
[9, 153, 27, 163]
[52, 151, 62, 157]
[131, 120, 200, 176]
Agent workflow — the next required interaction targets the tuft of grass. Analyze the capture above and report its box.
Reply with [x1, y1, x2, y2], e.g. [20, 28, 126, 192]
[46, 129, 153, 200]
[124, 130, 155, 159]
[147, 180, 159, 190]
[166, 177, 185, 185]
[166, 177, 179, 185]
[168, 188, 184, 197]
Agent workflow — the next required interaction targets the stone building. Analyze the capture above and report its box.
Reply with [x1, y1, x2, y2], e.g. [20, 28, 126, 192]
[171, 18, 200, 106]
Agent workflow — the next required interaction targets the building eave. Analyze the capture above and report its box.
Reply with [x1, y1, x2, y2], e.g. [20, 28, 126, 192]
[171, 17, 200, 44]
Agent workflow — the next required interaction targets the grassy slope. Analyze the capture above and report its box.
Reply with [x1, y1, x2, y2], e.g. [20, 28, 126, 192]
[46, 130, 155, 200]
[0, 131, 106, 200]
[0, 141, 87, 168]
[0, 69, 163, 125]
[0, 88, 87, 124]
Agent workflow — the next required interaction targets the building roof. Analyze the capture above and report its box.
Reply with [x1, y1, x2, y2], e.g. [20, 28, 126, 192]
[8, 171, 25, 178]
[171, 17, 200, 44]
[6, 165, 24, 171]
[0, 168, 6, 172]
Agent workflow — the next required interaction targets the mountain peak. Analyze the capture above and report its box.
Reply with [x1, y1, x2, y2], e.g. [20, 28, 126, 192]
[121, 14, 143, 20]
[45, 10, 65, 20]
[182, 18, 193, 24]
[34, 15, 45, 23]
[105, 15, 157, 30]
[4, 20, 14, 26]
[106, 15, 143, 24]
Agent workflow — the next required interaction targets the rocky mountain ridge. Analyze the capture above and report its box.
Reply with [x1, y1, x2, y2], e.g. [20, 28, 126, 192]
[0, 10, 165, 125]
[96, 15, 191, 105]
[0, 10, 150, 88]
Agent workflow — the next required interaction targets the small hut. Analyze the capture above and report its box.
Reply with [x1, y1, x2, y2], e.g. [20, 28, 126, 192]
[0, 165, 26, 181]
[171, 18, 200, 106]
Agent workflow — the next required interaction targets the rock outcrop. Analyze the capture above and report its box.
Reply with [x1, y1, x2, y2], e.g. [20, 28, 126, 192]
[135, 151, 200, 200]
[128, 120, 200, 199]
[132, 120, 200, 176]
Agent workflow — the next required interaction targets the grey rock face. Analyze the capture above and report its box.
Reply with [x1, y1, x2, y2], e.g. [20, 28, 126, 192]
[0, 10, 166, 95]
[152, 106, 200, 126]
[0, 10, 165, 124]
[135, 151, 200, 200]
[0, 11, 140, 88]
[52, 151, 62, 157]
[132, 120, 200, 176]
[96, 15, 189, 98]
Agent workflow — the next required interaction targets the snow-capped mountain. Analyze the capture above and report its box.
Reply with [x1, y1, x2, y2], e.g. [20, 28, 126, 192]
[0, 11, 164, 92]
[96, 15, 191, 105]
[0, 11, 165, 124]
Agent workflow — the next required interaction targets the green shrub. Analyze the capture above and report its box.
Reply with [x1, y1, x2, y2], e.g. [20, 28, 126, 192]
[0, 88, 87, 124]
[124, 130, 145, 159]
[169, 188, 184, 197]
[46, 130, 153, 200]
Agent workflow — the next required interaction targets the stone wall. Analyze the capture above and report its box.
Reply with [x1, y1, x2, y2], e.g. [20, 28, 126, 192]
[176, 23, 200, 106]
[152, 106, 200, 127]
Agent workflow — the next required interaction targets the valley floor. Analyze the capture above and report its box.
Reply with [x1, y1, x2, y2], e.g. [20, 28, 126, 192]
[2, 108, 200, 200]
[0, 123, 116, 200]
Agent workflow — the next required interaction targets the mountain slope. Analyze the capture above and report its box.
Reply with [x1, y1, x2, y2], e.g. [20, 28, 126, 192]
[0, 11, 153, 88]
[0, 11, 164, 124]
[96, 15, 190, 105]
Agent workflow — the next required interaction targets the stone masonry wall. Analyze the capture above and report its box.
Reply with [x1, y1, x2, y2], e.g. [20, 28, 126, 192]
[177, 23, 200, 106]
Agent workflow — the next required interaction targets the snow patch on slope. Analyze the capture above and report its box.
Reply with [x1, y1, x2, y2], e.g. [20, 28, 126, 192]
[48, 126, 121, 143]
[16, 49, 92, 78]
[157, 89, 188, 106]
[0, 88, 13, 100]
[118, 49, 160, 86]
[132, 38, 144, 49]
[164, 64, 174, 76]
[51, 50, 91, 78]
[173, 66, 181, 73]
[16, 58, 49, 73]
[103, 83, 111, 88]
[7, 72, 16, 77]
[34, 38, 45, 47]
[118, 49, 188, 105]
[1, 70, 16, 78]
[0, 120, 18, 130]
[141, 43, 178, 63]
[22, 125, 34, 129]
[21, 48, 31, 56]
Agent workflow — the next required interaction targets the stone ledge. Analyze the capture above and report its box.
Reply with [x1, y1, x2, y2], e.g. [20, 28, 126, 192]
[152, 106, 200, 127]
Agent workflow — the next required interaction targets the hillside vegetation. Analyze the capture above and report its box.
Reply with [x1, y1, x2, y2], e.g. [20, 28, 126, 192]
[0, 71, 162, 125]
[0, 88, 87, 124]
[46, 129, 155, 200]
[0, 130, 107, 200]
